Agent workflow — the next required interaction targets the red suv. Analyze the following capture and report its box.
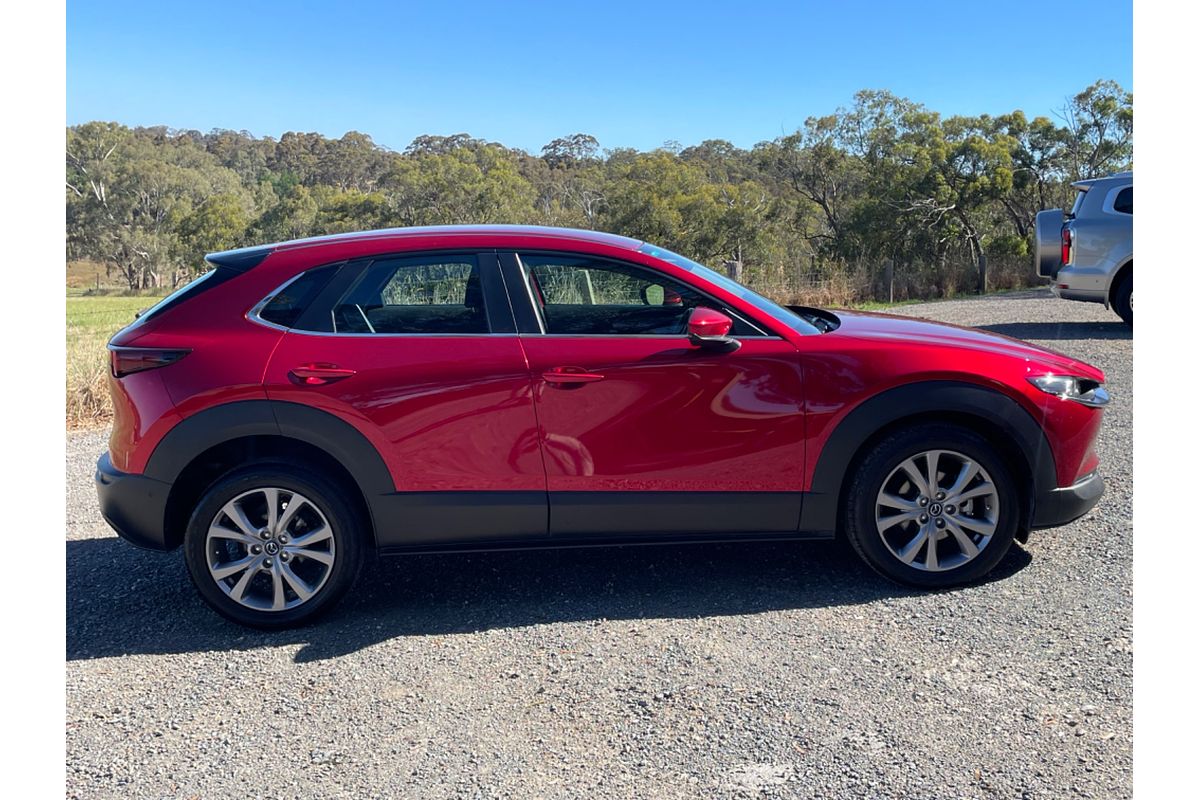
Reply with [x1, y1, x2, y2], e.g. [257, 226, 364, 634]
[96, 225, 1109, 627]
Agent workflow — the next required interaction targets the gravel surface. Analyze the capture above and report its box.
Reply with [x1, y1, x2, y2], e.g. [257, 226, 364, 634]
[66, 288, 1132, 799]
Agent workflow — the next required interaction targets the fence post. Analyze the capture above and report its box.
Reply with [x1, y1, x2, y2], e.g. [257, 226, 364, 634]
[724, 259, 743, 283]
[977, 254, 988, 294]
[884, 259, 894, 304]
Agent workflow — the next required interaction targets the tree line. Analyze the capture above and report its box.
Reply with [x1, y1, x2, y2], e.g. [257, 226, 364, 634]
[66, 80, 1131, 302]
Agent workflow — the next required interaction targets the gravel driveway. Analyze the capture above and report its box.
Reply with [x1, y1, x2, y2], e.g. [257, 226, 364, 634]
[66, 288, 1132, 799]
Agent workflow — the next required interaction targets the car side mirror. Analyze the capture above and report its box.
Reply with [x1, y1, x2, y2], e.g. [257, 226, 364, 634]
[686, 307, 741, 352]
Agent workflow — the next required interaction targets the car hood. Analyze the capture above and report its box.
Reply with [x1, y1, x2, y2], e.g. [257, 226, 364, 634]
[824, 308, 1105, 381]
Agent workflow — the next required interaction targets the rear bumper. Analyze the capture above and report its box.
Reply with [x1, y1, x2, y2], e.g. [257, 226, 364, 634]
[95, 453, 173, 550]
[1051, 284, 1107, 304]
[1031, 471, 1105, 529]
[1050, 264, 1112, 304]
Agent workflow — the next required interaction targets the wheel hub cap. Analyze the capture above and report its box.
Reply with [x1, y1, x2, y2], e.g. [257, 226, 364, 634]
[205, 487, 336, 612]
[874, 449, 1000, 572]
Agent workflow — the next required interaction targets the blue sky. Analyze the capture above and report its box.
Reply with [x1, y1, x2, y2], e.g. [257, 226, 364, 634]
[67, 0, 1131, 153]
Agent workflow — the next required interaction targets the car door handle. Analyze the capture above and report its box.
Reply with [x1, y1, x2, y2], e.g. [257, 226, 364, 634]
[542, 368, 605, 385]
[289, 363, 357, 385]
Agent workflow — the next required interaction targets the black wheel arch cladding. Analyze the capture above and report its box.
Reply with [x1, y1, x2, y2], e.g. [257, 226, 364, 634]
[799, 380, 1057, 533]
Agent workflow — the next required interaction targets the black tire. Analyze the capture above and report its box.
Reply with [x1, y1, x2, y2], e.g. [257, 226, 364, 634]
[183, 462, 365, 629]
[842, 424, 1020, 589]
[1112, 272, 1132, 326]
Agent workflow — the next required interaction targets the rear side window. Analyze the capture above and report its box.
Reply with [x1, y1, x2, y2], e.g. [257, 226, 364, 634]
[330, 255, 488, 334]
[258, 265, 339, 328]
[1113, 187, 1133, 214]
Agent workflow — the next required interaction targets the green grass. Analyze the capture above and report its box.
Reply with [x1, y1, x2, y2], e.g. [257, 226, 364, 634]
[66, 295, 164, 427]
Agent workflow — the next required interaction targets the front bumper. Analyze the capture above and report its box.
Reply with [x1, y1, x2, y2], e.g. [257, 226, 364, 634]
[1030, 470, 1105, 529]
[95, 452, 173, 550]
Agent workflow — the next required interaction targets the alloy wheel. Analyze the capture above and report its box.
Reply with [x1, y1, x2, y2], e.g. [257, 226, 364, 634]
[874, 449, 999, 572]
[205, 487, 336, 611]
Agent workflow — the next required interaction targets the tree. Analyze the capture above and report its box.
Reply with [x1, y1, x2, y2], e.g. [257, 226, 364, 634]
[65, 79, 1131, 303]
[1060, 79, 1133, 180]
[177, 193, 251, 267]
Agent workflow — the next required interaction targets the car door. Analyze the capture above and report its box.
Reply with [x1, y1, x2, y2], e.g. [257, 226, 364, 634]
[499, 251, 806, 537]
[262, 251, 547, 546]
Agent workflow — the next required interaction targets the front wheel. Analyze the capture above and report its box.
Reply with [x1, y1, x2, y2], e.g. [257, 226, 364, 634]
[183, 463, 365, 628]
[843, 424, 1020, 588]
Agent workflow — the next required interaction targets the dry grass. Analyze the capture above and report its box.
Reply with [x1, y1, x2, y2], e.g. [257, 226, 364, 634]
[66, 295, 163, 428]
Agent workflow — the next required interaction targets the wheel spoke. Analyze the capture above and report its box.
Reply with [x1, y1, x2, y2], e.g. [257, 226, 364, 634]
[878, 492, 919, 511]
[280, 562, 314, 601]
[229, 561, 259, 601]
[208, 524, 258, 546]
[287, 546, 334, 566]
[222, 499, 258, 537]
[945, 519, 980, 558]
[276, 495, 308, 535]
[878, 509, 921, 530]
[956, 515, 997, 536]
[270, 564, 286, 610]
[211, 555, 257, 581]
[945, 460, 980, 498]
[924, 451, 942, 495]
[924, 530, 940, 570]
[953, 481, 995, 503]
[263, 488, 280, 534]
[288, 524, 332, 549]
[897, 524, 929, 564]
[900, 458, 930, 496]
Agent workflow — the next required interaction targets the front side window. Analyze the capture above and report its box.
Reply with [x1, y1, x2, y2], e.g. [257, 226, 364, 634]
[1113, 187, 1133, 215]
[519, 254, 761, 336]
[331, 255, 488, 334]
[639, 244, 821, 336]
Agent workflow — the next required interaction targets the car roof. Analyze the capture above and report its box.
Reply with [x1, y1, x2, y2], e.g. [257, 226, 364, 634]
[1071, 171, 1132, 191]
[206, 225, 644, 269]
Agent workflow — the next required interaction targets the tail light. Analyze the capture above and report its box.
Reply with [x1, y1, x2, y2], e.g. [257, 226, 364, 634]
[1060, 226, 1073, 266]
[109, 346, 190, 378]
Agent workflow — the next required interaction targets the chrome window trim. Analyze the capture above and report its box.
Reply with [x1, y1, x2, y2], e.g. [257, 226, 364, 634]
[523, 333, 784, 341]
[272, 330, 519, 339]
[246, 272, 307, 333]
[248, 256, 498, 337]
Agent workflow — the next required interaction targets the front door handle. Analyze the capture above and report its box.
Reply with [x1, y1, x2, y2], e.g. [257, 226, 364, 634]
[542, 367, 605, 385]
[290, 363, 357, 385]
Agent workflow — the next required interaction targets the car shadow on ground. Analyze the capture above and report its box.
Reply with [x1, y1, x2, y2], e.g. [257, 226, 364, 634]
[979, 320, 1131, 341]
[66, 535, 1031, 663]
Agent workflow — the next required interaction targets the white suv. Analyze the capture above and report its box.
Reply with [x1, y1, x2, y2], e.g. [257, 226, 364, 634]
[1034, 171, 1132, 324]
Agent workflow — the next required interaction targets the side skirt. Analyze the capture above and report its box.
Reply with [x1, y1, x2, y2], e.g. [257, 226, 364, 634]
[377, 530, 833, 557]
[370, 490, 816, 549]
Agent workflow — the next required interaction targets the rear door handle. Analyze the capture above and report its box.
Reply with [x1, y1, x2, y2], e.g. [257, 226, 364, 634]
[542, 368, 605, 385]
[289, 363, 357, 385]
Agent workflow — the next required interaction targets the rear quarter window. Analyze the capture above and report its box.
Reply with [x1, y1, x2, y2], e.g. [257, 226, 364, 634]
[1069, 189, 1089, 217]
[257, 265, 339, 328]
[1113, 187, 1133, 214]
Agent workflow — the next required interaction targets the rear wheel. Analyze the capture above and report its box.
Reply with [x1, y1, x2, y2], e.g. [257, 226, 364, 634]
[183, 463, 364, 628]
[843, 424, 1020, 588]
[1112, 272, 1132, 326]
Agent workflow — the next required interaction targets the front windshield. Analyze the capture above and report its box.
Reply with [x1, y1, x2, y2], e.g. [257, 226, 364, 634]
[638, 244, 821, 336]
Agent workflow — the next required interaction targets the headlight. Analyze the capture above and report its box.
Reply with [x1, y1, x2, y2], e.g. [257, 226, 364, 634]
[1028, 374, 1111, 407]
